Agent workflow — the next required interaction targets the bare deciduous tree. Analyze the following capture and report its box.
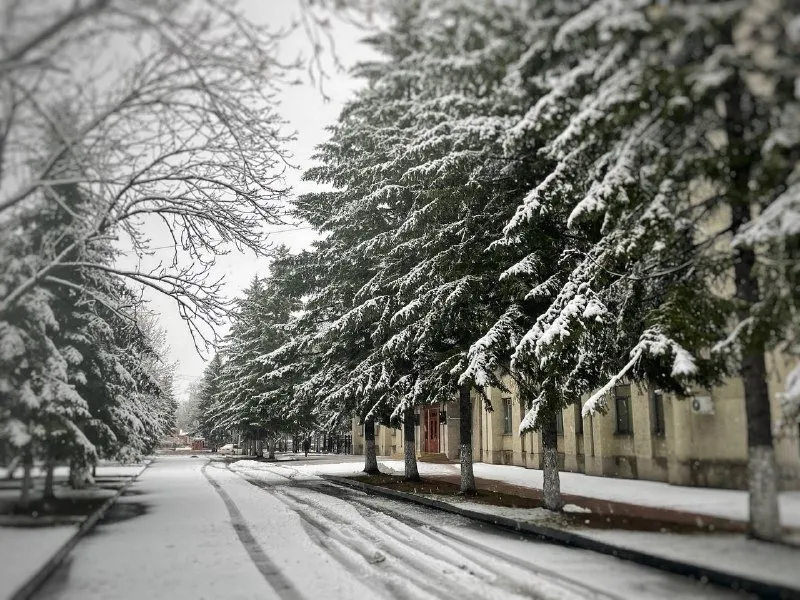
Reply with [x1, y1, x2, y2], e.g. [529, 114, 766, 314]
[0, 0, 296, 349]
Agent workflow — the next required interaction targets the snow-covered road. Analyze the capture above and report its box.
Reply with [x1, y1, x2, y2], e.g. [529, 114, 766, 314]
[34, 456, 748, 600]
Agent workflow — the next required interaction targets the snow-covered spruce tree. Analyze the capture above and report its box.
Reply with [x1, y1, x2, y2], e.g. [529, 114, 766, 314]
[41, 142, 176, 475]
[293, 3, 422, 477]
[203, 251, 308, 457]
[196, 354, 227, 452]
[299, 1, 545, 490]
[136, 313, 179, 442]
[488, 1, 799, 531]
[1, 133, 168, 495]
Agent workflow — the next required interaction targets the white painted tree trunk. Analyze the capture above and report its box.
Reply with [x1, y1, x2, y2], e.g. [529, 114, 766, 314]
[725, 66, 782, 543]
[5, 455, 20, 480]
[403, 406, 420, 481]
[69, 459, 93, 489]
[748, 446, 782, 541]
[460, 444, 475, 493]
[542, 446, 563, 510]
[541, 418, 563, 511]
[404, 441, 419, 481]
[267, 439, 277, 460]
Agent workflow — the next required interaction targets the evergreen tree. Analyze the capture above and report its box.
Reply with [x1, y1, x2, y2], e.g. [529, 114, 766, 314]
[482, 0, 799, 532]
[196, 354, 227, 452]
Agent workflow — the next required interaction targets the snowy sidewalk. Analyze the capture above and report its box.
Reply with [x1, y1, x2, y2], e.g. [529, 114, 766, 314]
[33, 457, 278, 600]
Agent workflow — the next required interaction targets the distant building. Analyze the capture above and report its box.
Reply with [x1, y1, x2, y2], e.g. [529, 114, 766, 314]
[351, 351, 800, 490]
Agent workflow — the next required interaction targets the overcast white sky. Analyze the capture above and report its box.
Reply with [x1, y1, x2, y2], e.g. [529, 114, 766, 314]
[151, 2, 375, 401]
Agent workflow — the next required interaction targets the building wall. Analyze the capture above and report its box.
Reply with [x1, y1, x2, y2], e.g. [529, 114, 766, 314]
[472, 351, 800, 491]
[349, 351, 800, 490]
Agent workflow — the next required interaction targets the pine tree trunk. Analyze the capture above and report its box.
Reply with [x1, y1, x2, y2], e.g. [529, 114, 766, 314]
[541, 417, 563, 511]
[69, 458, 92, 489]
[725, 71, 781, 542]
[733, 214, 781, 541]
[43, 459, 55, 500]
[267, 439, 276, 460]
[403, 406, 420, 481]
[5, 455, 20, 480]
[363, 417, 380, 475]
[459, 384, 476, 494]
[18, 450, 33, 511]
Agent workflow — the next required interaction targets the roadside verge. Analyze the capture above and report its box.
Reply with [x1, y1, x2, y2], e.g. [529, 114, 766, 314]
[322, 474, 800, 600]
[8, 461, 151, 600]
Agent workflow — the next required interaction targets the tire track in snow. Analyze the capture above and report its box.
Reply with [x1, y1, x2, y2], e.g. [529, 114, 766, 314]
[201, 463, 303, 600]
[244, 475, 483, 600]
[286, 482, 618, 600]
[234, 464, 598, 600]
[344, 493, 624, 600]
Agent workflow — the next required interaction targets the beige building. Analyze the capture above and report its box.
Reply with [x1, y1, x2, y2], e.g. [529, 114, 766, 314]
[351, 352, 800, 490]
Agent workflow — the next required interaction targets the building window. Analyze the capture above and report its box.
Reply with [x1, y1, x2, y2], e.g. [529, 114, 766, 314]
[614, 384, 633, 435]
[555, 410, 564, 436]
[575, 404, 584, 435]
[502, 397, 513, 434]
[652, 390, 665, 436]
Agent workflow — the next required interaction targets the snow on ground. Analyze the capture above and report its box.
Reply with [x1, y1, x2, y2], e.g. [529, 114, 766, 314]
[346, 458, 800, 528]
[0, 525, 76, 600]
[0, 461, 147, 480]
[582, 530, 800, 590]
[9, 457, 798, 599]
[230, 459, 365, 481]
[470, 462, 800, 528]
[93, 463, 149, 479]
[252, 457, 799, 592]
[35, 457, 278, 600]
[231, 457, 800, 527]
[227, 460, 742, 599]
[204, 461, 380, 599]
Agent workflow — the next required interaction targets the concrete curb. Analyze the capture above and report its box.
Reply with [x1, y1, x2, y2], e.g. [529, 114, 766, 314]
[9, 461, 152, 600]
[322, 474, 800, 600]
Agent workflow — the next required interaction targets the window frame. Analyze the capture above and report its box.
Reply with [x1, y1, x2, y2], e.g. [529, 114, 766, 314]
[652, 390, 665, 437]
[614, 383, 633, 435]
[555, 410, 564, 436]
[575, 404, 584, 435]
[502, 397, 513, 435]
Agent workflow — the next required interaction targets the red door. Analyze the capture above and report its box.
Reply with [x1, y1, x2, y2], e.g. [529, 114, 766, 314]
[423, 407, 440, 453]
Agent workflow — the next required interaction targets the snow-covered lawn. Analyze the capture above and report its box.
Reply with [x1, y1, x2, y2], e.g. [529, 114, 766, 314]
[0, 461, 148, 599]
[0, 461, 147, 480]
[468, 462, 800, 528]
[230, 459, 366, 482]
[0, 525, 77, 600]
[231, 457, 800, 528]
